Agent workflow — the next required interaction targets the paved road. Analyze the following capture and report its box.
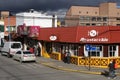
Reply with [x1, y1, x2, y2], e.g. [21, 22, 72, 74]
[0, 55, 120, 80]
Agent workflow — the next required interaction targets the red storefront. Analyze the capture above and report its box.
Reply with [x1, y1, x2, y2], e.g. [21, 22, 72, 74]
[38, 26, 120, 58]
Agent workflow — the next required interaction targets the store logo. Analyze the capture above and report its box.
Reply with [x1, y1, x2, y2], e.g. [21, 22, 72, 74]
[50, 35, 57, 41]
[88, 30, 98, 37]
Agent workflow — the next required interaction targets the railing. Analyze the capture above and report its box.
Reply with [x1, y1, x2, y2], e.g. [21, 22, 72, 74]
[50, 52, 120, 68]
[70, 56, 120, 68]
[50, 52, 61, 60]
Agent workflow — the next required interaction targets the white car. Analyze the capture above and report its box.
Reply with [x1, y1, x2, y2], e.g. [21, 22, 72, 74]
[1, 41, 22, 57]
[13, 50, 36, 63]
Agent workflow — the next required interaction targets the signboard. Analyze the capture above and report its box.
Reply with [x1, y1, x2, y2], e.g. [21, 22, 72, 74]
[85, 44, 99, 51]
[28, 26, 40, 37]
[49, 35, 57, 41]
[17, 24, 28, 35]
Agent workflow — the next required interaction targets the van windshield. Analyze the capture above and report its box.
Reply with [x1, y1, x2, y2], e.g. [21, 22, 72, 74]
[11, 43, 21, 48]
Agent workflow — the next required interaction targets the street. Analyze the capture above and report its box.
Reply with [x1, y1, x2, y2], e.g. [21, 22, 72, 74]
[0, 55, 119, 80]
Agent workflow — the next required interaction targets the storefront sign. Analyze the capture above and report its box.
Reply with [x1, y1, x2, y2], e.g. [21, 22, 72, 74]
[17, 24, 28, 35]
[80, 29, 109, 42]
[50, 35, 57, 41]
[80, 37, 108, 42]
[88, 30, 98, 37]
[28, 26, 40, 37]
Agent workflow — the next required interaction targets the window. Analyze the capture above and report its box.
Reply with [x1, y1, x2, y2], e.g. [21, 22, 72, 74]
[97, 17, 101, 21]
[69, 44, 79, 56]
[86, 23, 90, 26]
[11, 43, 21, 48]
[95, 12, 97, 14]
[116, 18, 120, 21]
[85, 16, 90, 21]
[6, 26, 16, 32]
[103, 17, 108, 21]
[91, 17, 96, 21]
[86, 11, 88, 14]
[0, 25, 4, 32]
[80, 16, 84, 21]
[79, 11, 81, 14]
[85, 45, 103, 57]
[108, 45, 117, 57]
[16, 51, 21, 54]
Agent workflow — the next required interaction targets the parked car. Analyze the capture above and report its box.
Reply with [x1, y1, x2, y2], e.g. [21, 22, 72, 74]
[13, 50, 36, 63]
[1, 41, 22, 57]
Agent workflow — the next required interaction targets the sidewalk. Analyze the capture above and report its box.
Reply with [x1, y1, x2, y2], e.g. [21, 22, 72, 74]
[36, 57, 120, 75]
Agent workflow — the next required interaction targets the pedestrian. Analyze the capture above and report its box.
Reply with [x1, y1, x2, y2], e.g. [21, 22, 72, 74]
[65, 50, 71, 64]
[108, 60, 116, 79]
[63, 52, 67, 63]
[37, 46, 41, 57]
[29, 47, 34, 53]
[33, 46, 37, 56]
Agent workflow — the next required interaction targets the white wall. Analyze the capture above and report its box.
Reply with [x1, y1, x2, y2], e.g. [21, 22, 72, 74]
[16, 12, 57, 28]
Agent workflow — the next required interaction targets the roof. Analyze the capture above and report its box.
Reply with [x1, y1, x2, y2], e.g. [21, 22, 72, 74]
[38, 26, 120, 44]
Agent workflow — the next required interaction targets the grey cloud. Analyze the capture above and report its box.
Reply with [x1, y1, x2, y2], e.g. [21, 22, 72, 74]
[0, 0, 120, 13]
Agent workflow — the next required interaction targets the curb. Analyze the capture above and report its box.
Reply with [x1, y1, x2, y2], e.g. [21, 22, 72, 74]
[36, 60, 120, 76]
[40, 62, 101, 75]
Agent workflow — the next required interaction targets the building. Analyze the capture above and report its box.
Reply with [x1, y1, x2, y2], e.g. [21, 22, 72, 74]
[65, 2, 120, 26]
[0, 11, 9, 20]
[37, 26, 120, 67]
[16, 9, 57, 28]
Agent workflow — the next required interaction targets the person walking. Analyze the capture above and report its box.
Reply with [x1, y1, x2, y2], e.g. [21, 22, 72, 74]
[108, 60, 116, 79]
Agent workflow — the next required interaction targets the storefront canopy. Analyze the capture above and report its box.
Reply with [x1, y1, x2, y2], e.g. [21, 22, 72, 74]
[38, 26, 120, 44]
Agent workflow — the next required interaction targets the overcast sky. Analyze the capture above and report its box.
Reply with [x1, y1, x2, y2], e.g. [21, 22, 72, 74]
[0, 0, 120, 15]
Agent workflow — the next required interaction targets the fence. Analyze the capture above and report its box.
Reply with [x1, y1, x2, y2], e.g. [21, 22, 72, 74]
[50, 52, 120, 68]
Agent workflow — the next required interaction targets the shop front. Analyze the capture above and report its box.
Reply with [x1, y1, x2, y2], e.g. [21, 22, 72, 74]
[38, 26, 120, 68]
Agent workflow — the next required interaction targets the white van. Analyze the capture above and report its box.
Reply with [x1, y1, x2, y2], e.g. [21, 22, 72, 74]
[1, 41, 22, 57]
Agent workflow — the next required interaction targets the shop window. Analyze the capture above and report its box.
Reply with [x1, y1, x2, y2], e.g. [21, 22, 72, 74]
[85, 45, 102, 57]
[89, 51, 100, 56]
[51, 43, 61, 53]
[108, 45, 117, 57]
[61, 44, 79, 56]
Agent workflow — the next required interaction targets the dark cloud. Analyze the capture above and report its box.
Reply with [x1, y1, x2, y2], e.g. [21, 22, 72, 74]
[0, 0, 120, 14]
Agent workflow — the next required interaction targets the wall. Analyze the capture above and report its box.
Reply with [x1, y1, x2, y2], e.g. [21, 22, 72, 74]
[16, 12, 57, 28]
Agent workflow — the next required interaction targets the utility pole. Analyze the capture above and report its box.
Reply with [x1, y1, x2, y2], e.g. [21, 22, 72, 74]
[8, 16, 11, 41]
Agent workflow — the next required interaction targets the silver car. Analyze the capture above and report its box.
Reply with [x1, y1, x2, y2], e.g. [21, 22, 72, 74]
[13, 50, 36, 63]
